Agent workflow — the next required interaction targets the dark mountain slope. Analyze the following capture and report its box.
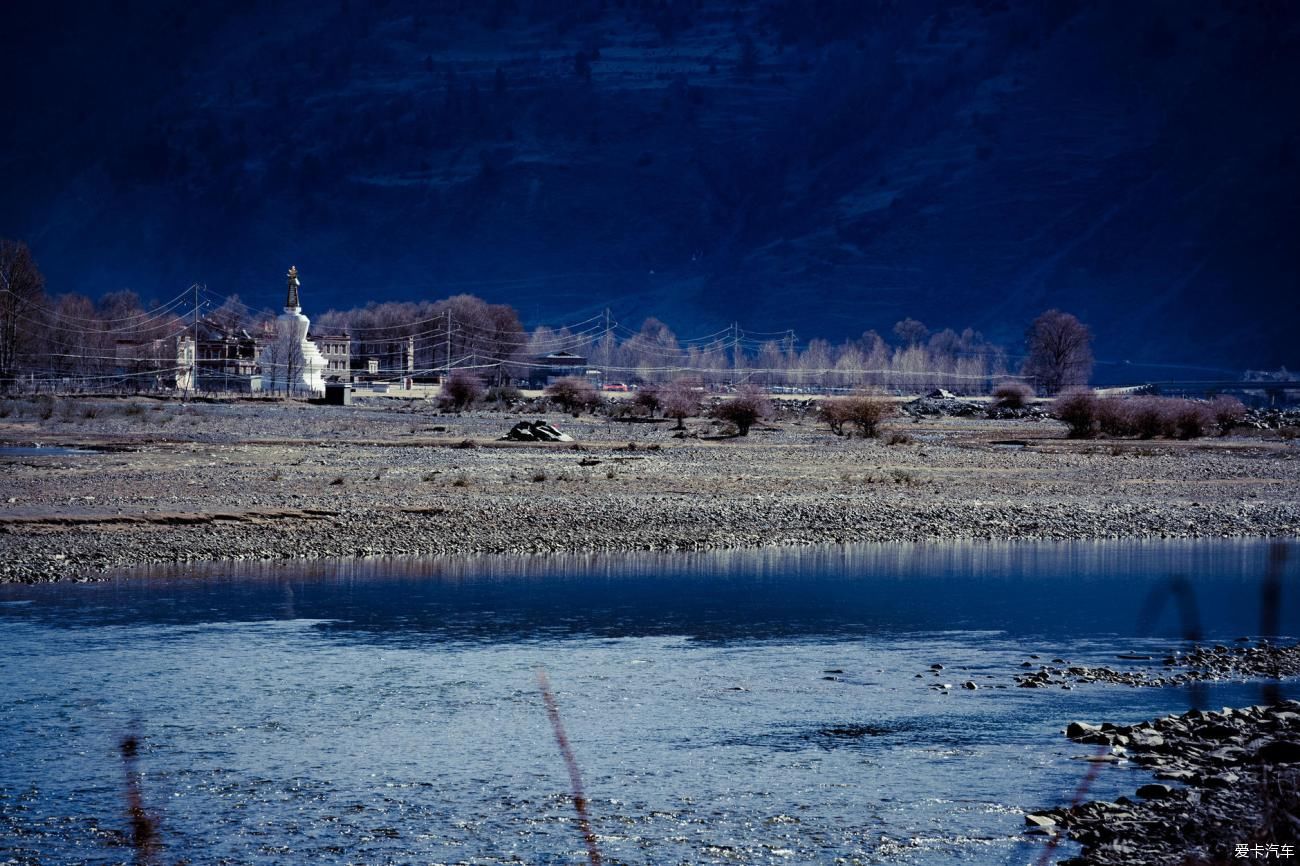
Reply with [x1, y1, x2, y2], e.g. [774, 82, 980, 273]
[2, 0, 1297, 372]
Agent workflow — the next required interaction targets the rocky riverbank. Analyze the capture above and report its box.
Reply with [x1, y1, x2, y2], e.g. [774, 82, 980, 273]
[1, 396, 1298, 583]
[1012, 642, 1300, 690]
[1029, 700, 1300, 865]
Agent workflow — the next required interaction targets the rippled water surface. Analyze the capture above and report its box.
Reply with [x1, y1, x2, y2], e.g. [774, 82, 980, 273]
[0, 539, 1295, 865]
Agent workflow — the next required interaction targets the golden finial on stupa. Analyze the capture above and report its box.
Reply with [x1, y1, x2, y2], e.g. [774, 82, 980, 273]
[285, 265, 300, 309]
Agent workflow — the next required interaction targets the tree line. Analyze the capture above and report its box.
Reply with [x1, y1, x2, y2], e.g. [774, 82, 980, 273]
[0, 238, 1093, 394]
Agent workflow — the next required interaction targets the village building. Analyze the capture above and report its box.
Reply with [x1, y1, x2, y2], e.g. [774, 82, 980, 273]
[112, 337, 186, 391]
[312, 332, 352, 381]
[190, 322, 263, 393]
[528, 351, 600, 388]
[351, 336, 415, 382]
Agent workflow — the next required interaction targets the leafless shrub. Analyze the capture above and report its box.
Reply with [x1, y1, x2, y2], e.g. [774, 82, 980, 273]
[885, 432, 914, 445]
[451, 474, 469, 487]
[709, 387, 770, 437]
[1052, 389, 1098, 438]
[441, 370, 485, 411]
[531, 470, 547, 483]
[632, 385, 662, 416]
[1129, 397, 1176, 439]
[821, 394, 892, 438]
[1094, 396, 1217, 440]
[329, 476, 344, 486]
[486, 383, 521, 405]
[820, 400, 850, 435]
[1173, 400, 1213, 440]
[660, 380, 702, 430]
[545, 377, 602, 414]
[1095, 398, 1136, 437]
[1210, 395, 1246, 436]
[993, 380, 1034, 409]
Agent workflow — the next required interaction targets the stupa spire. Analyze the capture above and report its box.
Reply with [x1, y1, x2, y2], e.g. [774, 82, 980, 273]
[285, 265, 300, 310]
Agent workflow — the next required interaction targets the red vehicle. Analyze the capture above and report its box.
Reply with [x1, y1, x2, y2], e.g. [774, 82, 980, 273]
[604, 382, 629, 392]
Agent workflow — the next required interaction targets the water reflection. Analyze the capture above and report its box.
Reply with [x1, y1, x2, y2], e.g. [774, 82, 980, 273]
[0, 538, 1293, 644]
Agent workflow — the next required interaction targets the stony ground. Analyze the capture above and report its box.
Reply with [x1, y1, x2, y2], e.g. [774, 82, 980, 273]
[1029, 698, 1300, 864]
[0, 394, 1298, 583]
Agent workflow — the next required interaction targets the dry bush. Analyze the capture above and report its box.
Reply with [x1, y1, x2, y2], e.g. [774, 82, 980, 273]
[1210, 395, 1246, 435]
[660, 380, 702, 429]
[486, 383, 520, 405]
[1173, 400, 1213, 440]
[632, 385, 662, 416]
[821, 394, 892, 438]
[545, 377, 602, 414]
[709, 387, 770, 436]
[1093, 396, 1219, 440]
[1052, 389, 1098, 438]
[820, 400, 850, 435]
[441, 370, 485, 411]
[1129, 397, 1176, 439]
[1094, 397, 1136, 437]
[992, 380, 1034, 409]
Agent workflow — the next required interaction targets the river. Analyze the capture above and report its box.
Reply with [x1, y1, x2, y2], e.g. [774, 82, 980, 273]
[0, 539, 1294, 865]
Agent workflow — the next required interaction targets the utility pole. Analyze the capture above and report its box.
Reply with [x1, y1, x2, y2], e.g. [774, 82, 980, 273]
[186, 282, 200, 400]
[602, 307, 612, 382]
[732, 321, 741, 384]
[443, 308, 452, 383]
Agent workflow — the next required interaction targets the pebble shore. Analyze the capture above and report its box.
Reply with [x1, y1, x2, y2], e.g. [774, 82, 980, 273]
[1030, 697, 1300, 865]
[1, 396, 1297, 583]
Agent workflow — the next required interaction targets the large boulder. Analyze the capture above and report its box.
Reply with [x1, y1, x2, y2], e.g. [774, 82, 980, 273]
[502, 421, 574, 443]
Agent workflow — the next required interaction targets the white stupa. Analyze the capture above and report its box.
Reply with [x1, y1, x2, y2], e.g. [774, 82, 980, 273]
[266, 265, 327, 395]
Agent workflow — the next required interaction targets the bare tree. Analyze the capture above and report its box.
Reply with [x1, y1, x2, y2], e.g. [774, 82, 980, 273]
[660, 379, 702, 429]
[709, 386, 770, 436]
[992, 380, 1034, 409]
[441, 369, 484, 410]
[1023, 309, 1093, 395]
[261, 321, 306, 396]
[820, 394, 892, 438]
[545, 376, 601, 414]
[892, 318, 929, 347]
[0, 240, 47, 391]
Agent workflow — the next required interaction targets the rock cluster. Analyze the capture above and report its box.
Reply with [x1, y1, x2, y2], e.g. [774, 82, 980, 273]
[1028, 701, 1300, 865]
[901, 393, 983, 417]
[1014, 643, 1300, 689]
[1243, 407, 1300, 431]
[501, 421, 573, 442]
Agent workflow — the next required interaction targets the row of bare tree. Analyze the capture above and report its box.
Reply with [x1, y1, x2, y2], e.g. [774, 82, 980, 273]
[0, 238, 1094, 394]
